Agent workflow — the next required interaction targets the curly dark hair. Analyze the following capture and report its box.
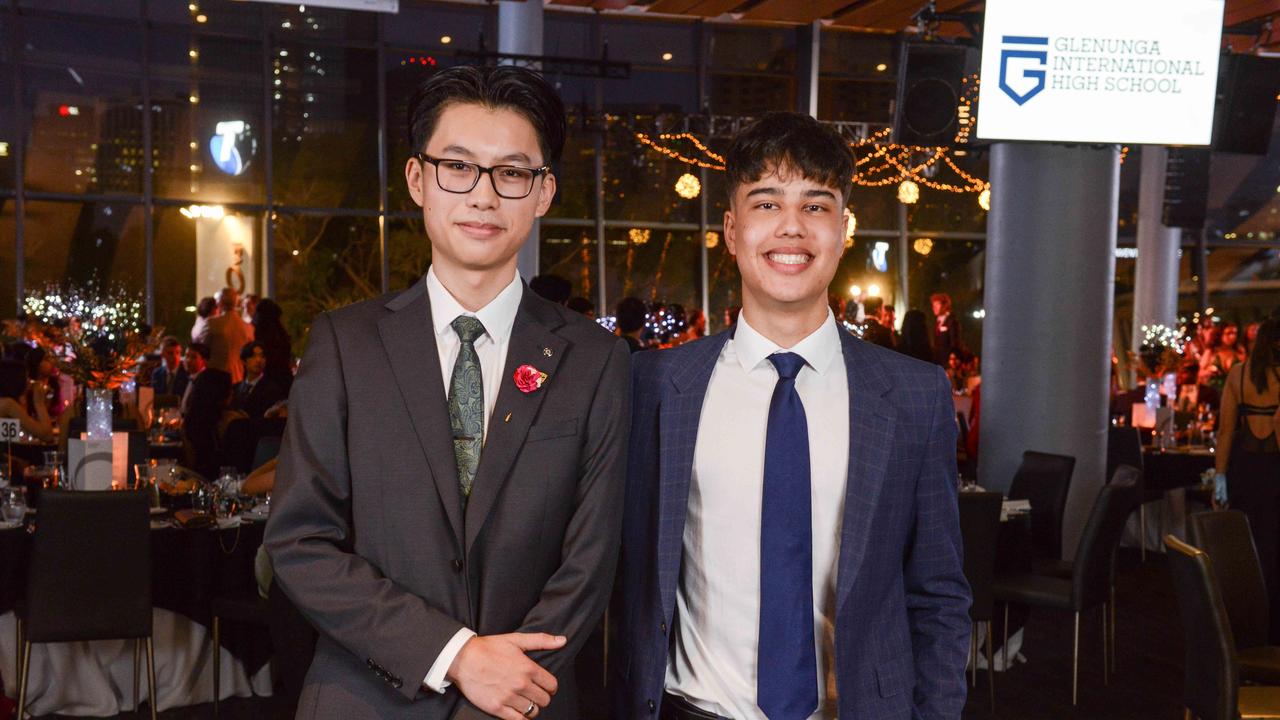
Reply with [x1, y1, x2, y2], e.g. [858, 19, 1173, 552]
[723, 112, 854, 205]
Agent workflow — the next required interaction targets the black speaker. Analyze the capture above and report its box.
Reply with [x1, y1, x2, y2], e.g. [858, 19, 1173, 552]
[892, 42, 978, 146]
[1212, 54, 1280, 155]
[1162, 147, 1211, 229]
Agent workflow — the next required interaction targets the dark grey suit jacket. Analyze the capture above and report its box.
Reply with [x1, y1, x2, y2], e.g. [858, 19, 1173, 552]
[264, 278, 631, 719]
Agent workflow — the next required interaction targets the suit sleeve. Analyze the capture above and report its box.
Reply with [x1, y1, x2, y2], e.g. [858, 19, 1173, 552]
[510, 337, 631, 673]
[264, 313, 466, 702]
[906, 369, 972, 719]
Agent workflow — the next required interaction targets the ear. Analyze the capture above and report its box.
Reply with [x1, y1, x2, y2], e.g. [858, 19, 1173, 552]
[534, 172, 557, 217]
[840, 208, 852, 257]
[405, 157, 425, 207]
[722, 209, 737, 257]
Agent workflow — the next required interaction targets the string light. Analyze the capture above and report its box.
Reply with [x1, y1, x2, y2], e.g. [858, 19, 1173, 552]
[628, 228, 651, 246]
[914, 238, 934, 255]
[704, 231, 720, 249]
[978, 188, 991, 211]
[23, 280, 146, 342]
[897, 180, 920, 205]
[1140, 324, 1187, 354]
[674, 173, 701, 199]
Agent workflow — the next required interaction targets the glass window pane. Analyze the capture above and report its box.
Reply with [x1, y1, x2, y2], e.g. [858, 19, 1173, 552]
[541, 224, 598, 302]
[603, 228, 700, 330]
[903, 238, 985, 349]
[20, 16, 143, 72]
[545, 114, 594, 221]
[23, 200, 147, 300]
[19, 0, 139, 19]
[604, 121, 701, 224]
[603, 69, 697, 115]
[602, 18, 694, 69]
[22, 69, 143, 195]
[0, 201, 15, 318]
[545, 11, 595, 59]
[708, 25, 795, 73]
[708, 72, 794, 116]
[149, 0, 262, 36]
[151, 78, 265, 204]
[153, 206, 265, 343]
[272, 44, 379, 209]
[150, 33, 262, 82]
[273, 214, 380, 348]
[387, 216, 431, 292]
[0, 64, 14, 191]
[385, 2, 492, 52]
[705, 235, 740, 332]
[270, 4, 377, 44]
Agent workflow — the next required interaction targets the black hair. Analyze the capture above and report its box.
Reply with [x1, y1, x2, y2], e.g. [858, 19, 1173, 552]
[723, 112, 854, 205]
[240, 341, 265, 362]
[196, 297, 217, 319]
[161, 335, 181, 350]
[24, 345, 48, 380]
[898, 309, 934, 363]
[1247, 307, 1280, 394]
[188, 342, 211, 361]
[862, 296, 885, 316]
[407, 65, 567, 167]
[566, 296, 595, 315]
[616, 297, 648, 334]
[530, 274, 572, 305]
[0, 360, 25, 400]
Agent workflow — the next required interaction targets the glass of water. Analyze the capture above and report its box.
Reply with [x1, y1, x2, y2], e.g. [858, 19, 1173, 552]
[2, 486, 27, 524]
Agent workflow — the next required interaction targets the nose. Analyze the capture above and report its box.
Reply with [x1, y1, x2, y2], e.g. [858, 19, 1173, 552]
[776, 205, 806, 238]
[467, 170, 500, 211]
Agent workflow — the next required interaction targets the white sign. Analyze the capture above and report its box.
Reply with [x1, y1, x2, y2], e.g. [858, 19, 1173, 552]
[0, 418, 18, 443]
[976, 0, 1225, 145]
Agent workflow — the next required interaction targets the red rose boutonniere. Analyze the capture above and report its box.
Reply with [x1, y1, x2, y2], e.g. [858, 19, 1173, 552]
[513, 364, 548, 393]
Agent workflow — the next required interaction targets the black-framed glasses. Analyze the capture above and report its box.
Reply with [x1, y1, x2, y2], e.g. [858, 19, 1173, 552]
[413, 152, 550, 200]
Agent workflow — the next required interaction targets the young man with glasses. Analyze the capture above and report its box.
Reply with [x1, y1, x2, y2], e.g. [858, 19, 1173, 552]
[266, 65, 630, 720]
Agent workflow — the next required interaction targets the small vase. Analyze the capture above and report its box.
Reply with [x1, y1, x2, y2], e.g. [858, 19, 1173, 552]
[86, 387, 113, 442]
[81, 387, 114, 490]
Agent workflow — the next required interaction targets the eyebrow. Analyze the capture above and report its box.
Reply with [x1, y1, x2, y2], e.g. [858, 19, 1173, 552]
[744, 187, 837, 201]
[440, 145, 538, 166]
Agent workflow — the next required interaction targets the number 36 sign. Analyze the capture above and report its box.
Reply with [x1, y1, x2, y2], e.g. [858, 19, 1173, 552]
[0, 418, 19, 442]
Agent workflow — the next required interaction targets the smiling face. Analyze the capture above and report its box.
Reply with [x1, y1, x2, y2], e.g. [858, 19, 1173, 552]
[405, 102, 556, 281]
[723, 163, 847, 317]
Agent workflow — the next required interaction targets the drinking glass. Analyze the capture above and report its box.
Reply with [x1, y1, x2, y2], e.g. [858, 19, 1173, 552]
[2, 486, 27, 524]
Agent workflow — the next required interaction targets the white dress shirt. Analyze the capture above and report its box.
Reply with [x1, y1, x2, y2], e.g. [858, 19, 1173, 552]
[666, 310, 850, 720]
[421, 265, 523, 692]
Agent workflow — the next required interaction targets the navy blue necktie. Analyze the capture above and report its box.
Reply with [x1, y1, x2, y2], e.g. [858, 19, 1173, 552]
[758, 352, 818, 720]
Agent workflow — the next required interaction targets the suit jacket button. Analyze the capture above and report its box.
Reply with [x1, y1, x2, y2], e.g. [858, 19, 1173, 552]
[452, 559, 464, 573]
[366, 658, 375, 668]
[647, 699, 656, 713]
[660, 622, 667, 634]
[393, 677, 404, 689]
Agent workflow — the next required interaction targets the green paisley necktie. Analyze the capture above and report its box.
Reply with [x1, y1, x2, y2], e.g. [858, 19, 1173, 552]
[448, 315, 486, 502]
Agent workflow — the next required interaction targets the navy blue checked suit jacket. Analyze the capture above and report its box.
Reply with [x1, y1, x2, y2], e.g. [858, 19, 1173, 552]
[612, 327, 971, 719]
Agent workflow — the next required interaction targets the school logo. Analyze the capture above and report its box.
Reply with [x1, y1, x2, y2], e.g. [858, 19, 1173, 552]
[998, 36, 1049, 105]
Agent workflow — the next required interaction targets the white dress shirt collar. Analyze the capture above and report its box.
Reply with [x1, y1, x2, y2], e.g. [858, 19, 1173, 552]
[425, 265, 523, 344]
[734, 309, 844, 377]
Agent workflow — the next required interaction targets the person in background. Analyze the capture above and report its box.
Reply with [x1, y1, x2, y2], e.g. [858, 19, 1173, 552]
[240, 293, 261, 325]
[930, 292, 963, 366]
[616, 297, 648, 353]
[681, 309, 708, 345]
[1199, 320, 1246, 391]
[1185, 315, 1217, 361]
[566, 296, 596, 319]
[530, 273, 572, 306]
[1246, 321, 1262, 355]
[198, 286, 255, 384]
[1214, 308, 1280, 642]
[180, 342, 210, 417]
[25, 346, 64, 418]
[233, 342, 288, 425]
[898, 309, 935, 363]
[882, 304, 898, 341]
[191, 296, 217, 344]
[252, 298, 294, 393]
[151, 336, 190, 398]
[0, 359, 54, 442]
[859, 296, 895, 349]
[182, 363, 233, 482]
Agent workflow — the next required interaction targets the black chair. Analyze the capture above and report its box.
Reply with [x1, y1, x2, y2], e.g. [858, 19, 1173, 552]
[1006, 450, 1076, 563]
[958, 490, 1002, 712]
[210, 593, 269, 717]
[1189, 510, 1280, 685]
[1164, 534, 1280, 720]
[1106, 426, 1149, 561]
[993, 472, 1140, 705]
[15, 490, 156, 719]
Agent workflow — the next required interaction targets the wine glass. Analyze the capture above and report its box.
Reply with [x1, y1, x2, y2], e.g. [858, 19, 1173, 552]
[1, 486, 27, 525]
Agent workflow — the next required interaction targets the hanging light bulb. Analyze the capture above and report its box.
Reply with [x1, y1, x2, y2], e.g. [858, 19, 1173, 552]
[674, 173, 701, 199]
[978, 187, 991, 211]
[704, 230, 720, 249]
[914, 237, 934, 256]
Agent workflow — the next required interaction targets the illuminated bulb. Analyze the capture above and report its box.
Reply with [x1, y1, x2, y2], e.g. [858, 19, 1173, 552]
[868, 284, 881, 297]
[849, 284, 862, 298]
[662, 52, 674, 61]
[876, 63, 887, 72]
[845, 209, 857, 248]
[897, 179, 919, 205]
[628, 228, 651, 246]
[913, 237, 934, 256]
[978, 187, 991, 211]
[196, 13, 207, 22]
[189, 95, 199, 104]
[674, 173, 701, 199]
[704, 231, 720, 249]
[440, 35, 452, 44]
[189, 50, 199, 59]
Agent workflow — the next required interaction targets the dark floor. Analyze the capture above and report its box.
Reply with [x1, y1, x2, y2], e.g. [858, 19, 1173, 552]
[22, 548, 1185, 720]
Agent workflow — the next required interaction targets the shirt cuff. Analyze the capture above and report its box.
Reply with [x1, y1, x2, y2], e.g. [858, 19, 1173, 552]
[423, 627, 477, 693]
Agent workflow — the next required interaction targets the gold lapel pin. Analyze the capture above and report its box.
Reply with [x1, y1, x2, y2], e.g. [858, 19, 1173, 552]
[542, 347, 553, 357]
[503, 411, 512, 423]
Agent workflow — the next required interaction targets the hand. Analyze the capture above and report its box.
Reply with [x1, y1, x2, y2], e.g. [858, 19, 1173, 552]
[1213, 473, 1228, 507]
[447, 633, 565, 719]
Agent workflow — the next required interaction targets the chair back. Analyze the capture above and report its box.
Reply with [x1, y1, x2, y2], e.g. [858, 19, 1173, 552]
[24, 490, 152, 643]
[1007, 450, 1076, 561]
[1105, 426, 1143, 483]
[1165, 534, 1238, 720]
[1071, 467, 1141, 609]
[1189, 510, 1270, 651]
[958, 491, 1003, 622]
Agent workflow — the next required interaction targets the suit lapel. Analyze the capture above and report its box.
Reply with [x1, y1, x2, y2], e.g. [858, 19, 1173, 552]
[836, 333, 896, 613]
[656, 331, 730, 616]
[464, 291, 568, 553]
[377, 282, 464, 546]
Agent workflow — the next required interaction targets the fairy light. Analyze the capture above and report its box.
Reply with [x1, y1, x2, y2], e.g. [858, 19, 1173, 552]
[913, 238, 934, 256]
[22, 280, 146, 342]
[628, 228, 651, 246]
[978, 188, 991, 211]
[674, 173, 701, 199]
[897, 179, 920, 205]
[1140, 324, 1187, 354]
[704, 231, 720, 249]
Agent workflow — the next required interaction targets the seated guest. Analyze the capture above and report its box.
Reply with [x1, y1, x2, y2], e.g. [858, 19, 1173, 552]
[24, 346, 66, 418]
[0, 359, 54, 442]
[179, 342, 210, 417]
[860, 295, 895, 349]
[150, 336, 189, 398]
[232, 342, 287, 423]
[182, 362, 233, 481]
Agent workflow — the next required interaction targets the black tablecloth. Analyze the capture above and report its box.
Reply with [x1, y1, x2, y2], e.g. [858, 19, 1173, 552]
[1143, 448, 1216, 494]
[0, 518, 271, 675]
